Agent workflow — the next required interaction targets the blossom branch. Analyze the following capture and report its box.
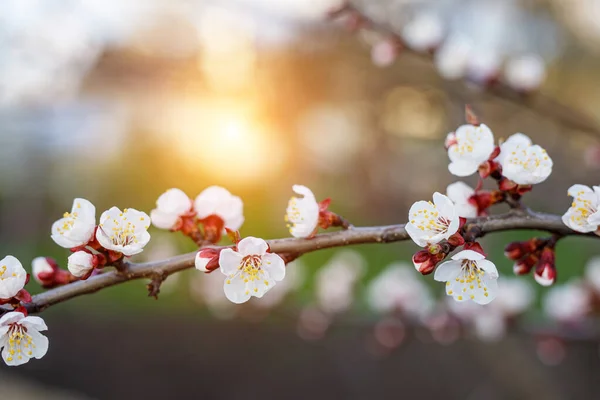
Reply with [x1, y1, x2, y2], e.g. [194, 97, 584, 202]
[23, 208, 594, 315]
[336, 2, 600, 141]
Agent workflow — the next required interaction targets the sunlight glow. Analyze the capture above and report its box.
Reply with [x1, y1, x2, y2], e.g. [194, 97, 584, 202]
[169, 100, 285, 184]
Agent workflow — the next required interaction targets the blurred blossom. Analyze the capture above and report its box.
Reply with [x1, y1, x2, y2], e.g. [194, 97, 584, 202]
[434, 35, 472, 80]
[253, 260, 306, 309]
[446, 278, 533, 341]
[585, 256, 600, 294]
[543, 280, 591, 324]
[504, 54, 547, 92]
[401, 11, 444, 52]
[189, 271, 235, 319]
[297, 306, 331, 341]
[367, 263, 434, 319]
[298, 104, 367, 172]
[239, 0, 344, 20]
[315, 250, 366, 314]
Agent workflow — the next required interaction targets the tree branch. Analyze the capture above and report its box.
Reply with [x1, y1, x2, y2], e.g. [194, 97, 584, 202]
[23, 209, 594, 314]
[340, 2, 600, 141]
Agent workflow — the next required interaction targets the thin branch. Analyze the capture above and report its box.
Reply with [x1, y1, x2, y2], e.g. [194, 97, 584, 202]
[24, 209, 594, 314]
[340, 2, 600, 141]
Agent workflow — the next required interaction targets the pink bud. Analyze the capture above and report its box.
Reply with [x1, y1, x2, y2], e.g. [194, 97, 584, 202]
[534, 248, 556, 286]
[195, 248, 220, 273]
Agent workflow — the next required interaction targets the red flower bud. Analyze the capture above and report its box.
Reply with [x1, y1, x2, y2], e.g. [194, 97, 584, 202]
[195, 248, 221, 273]
[534, 247, 556, 286]
[412, 251, 445, 275]
[447, 232, 465, 247]
[513, 254, 538, 275]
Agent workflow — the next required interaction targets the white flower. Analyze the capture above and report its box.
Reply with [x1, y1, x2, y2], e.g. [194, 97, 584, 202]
[446, 182, 477, 218]
[31, 257, 54, 285]
[543, 280, 591, 323]
[401, 12, 444, 52]
[496, 133, 553, 185]
[219, 237, 285, 304]
[194, 186, 244, 231]
[0, 312, 48, 366]
[562, 184, 600, 233]
[67, 251, 94, 278]
[150, 188, 192, 230]
[367, 263, 433, 318]
[406, 192, 460, 247]
[286, 185, 319, 238]
[504, 54, 546, 92]
[96, 207, 151, 256]
[447, 124, 495, 177]
[51, 198, 96, 248]
[0, 256, 27, 300]
[434, 250, 499, 305]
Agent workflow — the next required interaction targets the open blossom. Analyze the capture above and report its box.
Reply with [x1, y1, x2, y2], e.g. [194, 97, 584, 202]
[0, 312, 48, 366]
[434, 250, 499, 305]
[67, 251, 94, 278]
[401, 12, 443, 52]
[194, 186, 244, 231]
[150, 188, 192, 230]
[286, 185, 319, 238]
[562, 184, 600, 233]
[447, 124, 495, 177]
[219, 237, 285, 304]
[0, 256, 27, 300]
[406, 192, 459, 247]
[496, 133, 553, 185]
[446, 182, 477, 218]
[96, 207, 151, 256]
[51, 198, 96, 249]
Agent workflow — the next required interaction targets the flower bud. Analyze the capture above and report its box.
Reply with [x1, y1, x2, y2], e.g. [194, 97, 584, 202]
[505, 238, 545, 261]
[195, 248, 220, 273]
[67, 251, 94, 278]
[513, 253, 538, 275]
[534, 247, 556, 287]
[32, 257, 58, 286]
[447, 232, 465, 247]
[412, 251, 444, 275]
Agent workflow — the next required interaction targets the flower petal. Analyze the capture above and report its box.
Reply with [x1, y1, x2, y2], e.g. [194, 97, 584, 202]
[224, 275, 251, 304]
[262, 253, 286, 282]
[451, 250, 485, 261]
[434, 260, 462, 282]
[237, 237, 269, 257]
[219, 249, 243, 276]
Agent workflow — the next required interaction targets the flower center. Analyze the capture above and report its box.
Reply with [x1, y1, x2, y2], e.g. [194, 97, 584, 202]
[507, 147, 549, 171]
[56, 201, 84, 236]
[286, 197, 303, 227]
[239, 255, 263, 282]
[570, 190, 598, 224]
[6, 324, 34, 362]
[411, 206, 449, 234]
[0, 265, 17, 281]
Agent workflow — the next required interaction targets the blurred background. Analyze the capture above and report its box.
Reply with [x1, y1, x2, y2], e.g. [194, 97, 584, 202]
[2, 0, 600, 398]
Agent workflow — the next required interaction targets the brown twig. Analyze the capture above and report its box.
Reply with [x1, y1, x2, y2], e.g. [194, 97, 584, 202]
[23, 209, 595, 315]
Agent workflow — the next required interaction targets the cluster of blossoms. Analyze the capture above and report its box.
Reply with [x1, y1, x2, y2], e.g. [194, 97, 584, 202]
[331, 2, 550, 93]
[406, 112, 556, 305]
[9, 108, 600, 367]
[154, 185, 347, 304]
